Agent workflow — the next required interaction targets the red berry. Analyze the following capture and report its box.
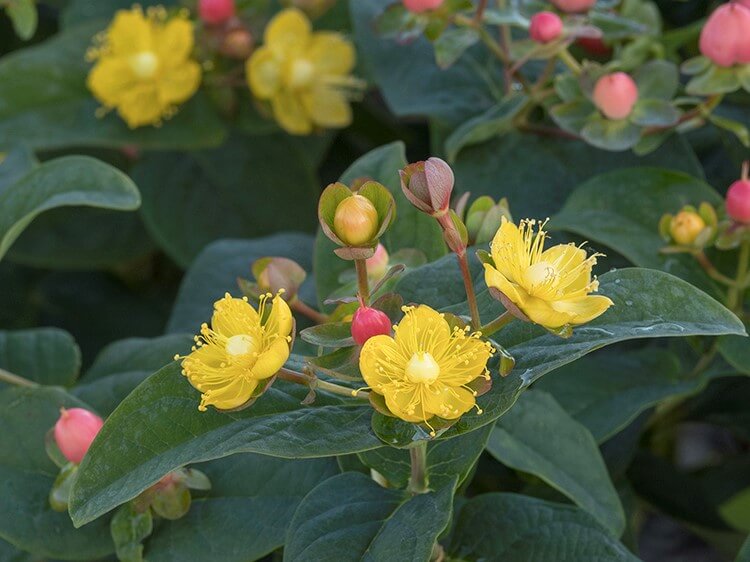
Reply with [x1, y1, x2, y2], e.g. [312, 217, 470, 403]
[592, 72, 639, 120]
[727, 179, 750, 224]
[529, 12, 563, 44]
[351, 306, 391, 346]
[403, 0, 444, 13]
[54, 408, 104, 464]
[550, 0, 595, 13]
[199, 0, 235, 25]
[699, 4, 750, 67]
[576, 36, 612, 57]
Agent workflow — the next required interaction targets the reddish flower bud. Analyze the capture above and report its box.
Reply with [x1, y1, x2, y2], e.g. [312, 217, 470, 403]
[54, 408, 104, 464]
[403, 0, 444, 13]
[220, 28, 254, 59]
[576, 36, 612, 57]
[366, 244, 390, 280]
[529, 12, 563, 44]
[699, 4, 750, 68]
[592, 72, 639, 120]
[727, 179, 750, 224]
[399, 157, 454, 216]
[199, 0, 235, 25]
[351, 306, 391, 345]
[550, 0, 595, 13]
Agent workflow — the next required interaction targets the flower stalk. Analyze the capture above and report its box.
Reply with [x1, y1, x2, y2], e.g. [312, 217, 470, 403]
[480, 311, 514, 338]
[277, 367, 366, 399]
[407, 441, 429, 494]
[355, 259, 371, 305]
[456, 251, 482, 330]
[0, 367, 37, 388]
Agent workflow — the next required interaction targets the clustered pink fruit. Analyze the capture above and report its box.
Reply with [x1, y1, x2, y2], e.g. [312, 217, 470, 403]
[54, 408, 104, 464]
[199, 0, 236, 25]
[699, 3, 750, 68]
[529, 12, 563, 44]
[351, 306, 392, 345]
[403, 0, 444, 13]
[727, 178, 750, 224]
[592, 72, 639, 120]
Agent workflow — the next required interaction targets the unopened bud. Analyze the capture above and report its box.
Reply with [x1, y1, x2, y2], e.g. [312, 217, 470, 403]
[403, 0, 444, 13]
[727, 178, 750, 225]
[670, 211, 706, 246]
[593, 72, 639, 120]
[253, 257, 307, 300]
[399, 157, 454, 216]
[199, 0, 235, 25]
[366, 244, 390, 280]
[699, 4, 750, 68]
[220, 28, 254, 59]
[465, 196, 512, 246]
[334, 195, 379, 246]
[529, 12, 563, 44]
[54, 408, 104, 464]
[351, 306, 392, 345]
[550, 0, 595, 13]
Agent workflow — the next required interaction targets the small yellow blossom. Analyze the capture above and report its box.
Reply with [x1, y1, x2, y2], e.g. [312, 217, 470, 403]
[180, 293, 293, 411]
[246, 8, 361, 135]
[86, 6, 202, 128]
[484, 218, 613, 330]
[359, 305, 494, 436]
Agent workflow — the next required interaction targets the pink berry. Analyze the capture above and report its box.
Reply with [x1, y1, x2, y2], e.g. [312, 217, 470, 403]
[550, 0, 595, 13]
[699, 4, 750, 67]
[592, 72, 639, 120]
[351, 306, 391, 346]
[727, 179, 750, 224]
[54, 408, 104, 464]
[199, 0, 235, 25]
[403, 0, 444, 13]
[366, 244, 390, 280]
[529, 12, 563, 44]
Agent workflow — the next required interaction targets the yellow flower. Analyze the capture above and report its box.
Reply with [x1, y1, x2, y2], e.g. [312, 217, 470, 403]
[484, 218, 613, 330]
[246, 8, 360, 135]
[359, 305, 494, 436]
[86, 6, 202, 128]
[180, 293, 293, 411]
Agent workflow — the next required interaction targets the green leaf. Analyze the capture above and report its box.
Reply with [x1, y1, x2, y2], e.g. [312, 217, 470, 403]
[434, 27, 480, 69]
[487, 390, 625, 536]
[314, 142, 445, 307]
[283, 472, 457, 562]
[0, 23, 226, 150]
[581, 117, 641, 152]
[630, 99, 680, 127]
[0, 328, 80, 387]
[535, 348, 714, 442]
[0, 155, 141, 263]
[550, 99, 597, 135]
[445, 96, 528, 161]
[73, 334, 194, 415]
[0, 386, 113, 559]
[69, 363, 380, 526]
[300, 322, 355, 347]
[5, 0, 37, 40]
[61, 0, 177, 27]
[737, 534, 750, 562]
[0, 537, 34, 562]
[634, 60, 679, 100]
[719, 323, 750, 376]
[111, 504, 152, 562]
[357, 424, 492, 490]
[351, 0, 502, 126]
[686, 66, 741, 96]
[146, 455, 338, 562]
[447, 493, 639, 561]
[0, 146, 35, 190]
[134, 134, 319, 266]
[709, 113, 750, 148]
[166, 234, 314, 334]
[551, 167, 723, 293]
[451, 132, 702, 218]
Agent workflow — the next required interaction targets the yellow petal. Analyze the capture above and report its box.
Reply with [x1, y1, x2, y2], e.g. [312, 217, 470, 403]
[301, 85, 352, 129]
[87, 57, 138, 106]
[489, 218, 525, 281]
[542, 243, 591, 294]
[438, 336, 491, 386]
[265, 8, 311, 57]
[383, 385, 429, 423]
[158, 61, 201, 104]
[271, 90, 313, 135]
[393, 305, 451, 356]
[203, 377, 258, 411]
[264, 295, 293, 338]
[423, 384, 475, 420]
[154, 17, 194, 66]
[116, 84, 165, 128]
[247, 47, 282, 99]
[360, 335, 407, 393]
[520, 296, 573, 329]
[253, 337, 290, 379]
[309, 32, 355, 75]
[211, 295, 261, 338]
[107, 8, 153, 56]
[484, 264, 527, 307]
[550, 295, 614, 325]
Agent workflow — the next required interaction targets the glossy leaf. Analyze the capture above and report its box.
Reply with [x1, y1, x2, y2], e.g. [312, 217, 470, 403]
[0, 328, 80, 387]
[719, 322, 750, 375]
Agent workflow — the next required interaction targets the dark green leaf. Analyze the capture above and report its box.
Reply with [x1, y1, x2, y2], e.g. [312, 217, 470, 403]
[434, 27, 480, 69]
[630, 99, 680, 128]
[634, 60, 679, 100]
[581, 117, 641, 152]
[61, 0, 177, 27]
[6, 0, 37, 40]
[111, 504, 152, 562]
[0, 328, 80, 387]
[719, 323, 750, 376]
[300, 322, 355, 347]
[284, 472, 457, 562]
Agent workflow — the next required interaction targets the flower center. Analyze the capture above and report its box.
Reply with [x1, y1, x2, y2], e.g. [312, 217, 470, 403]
[225, 334, 258, 357]
[288, 59, 315, 89]
[405, 352, 440, 384]
[129, 51, 159, 79]
[524, 261, 557, 289]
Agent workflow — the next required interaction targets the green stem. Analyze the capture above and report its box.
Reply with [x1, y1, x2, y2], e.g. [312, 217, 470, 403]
[355, 259, 370, 306]
[276, 368, 366, 399]
[728, 241, 750, 312]
[407, 441, 429, 494]
[694, 251, 739, 288]
[479, 311, 514, 337]
[558, 49, 582, 75]
[0, 368, 37, 388]
[457, 252, 481, 330]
